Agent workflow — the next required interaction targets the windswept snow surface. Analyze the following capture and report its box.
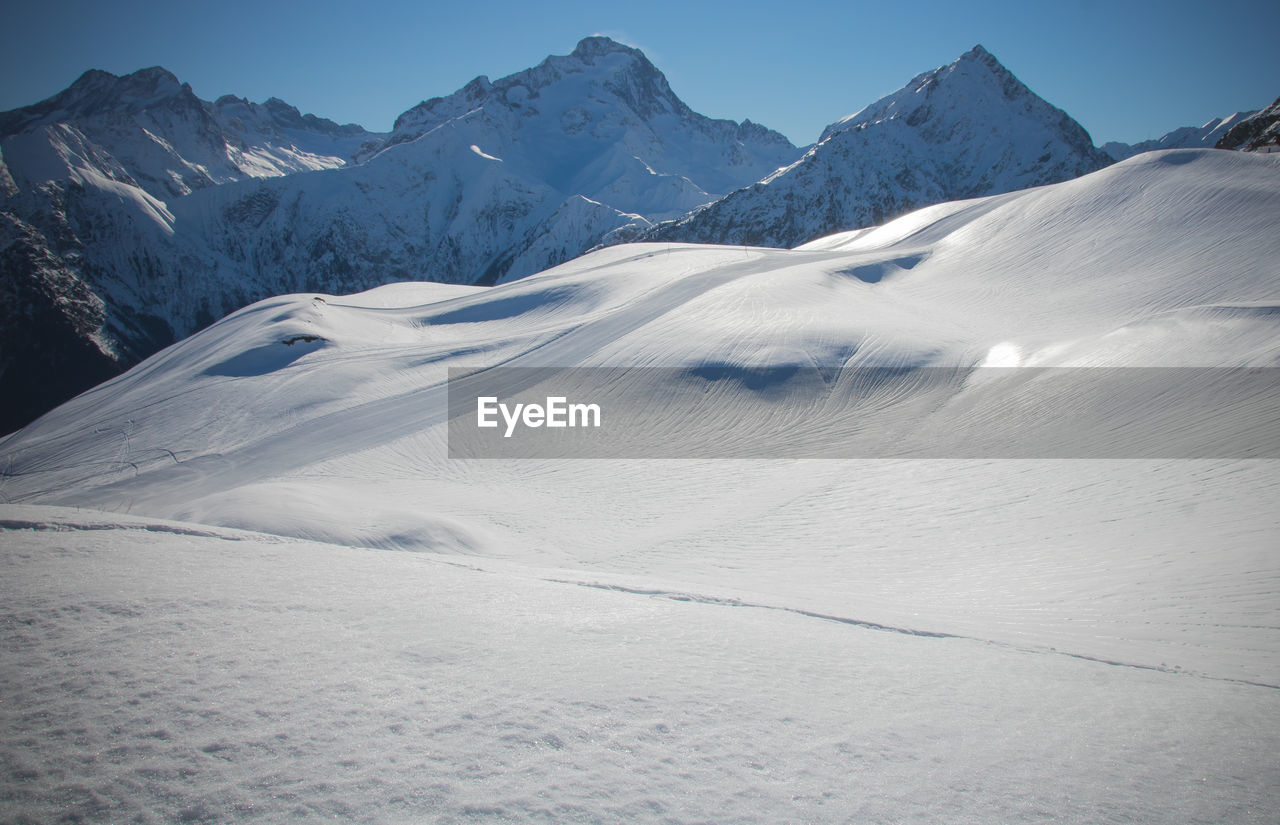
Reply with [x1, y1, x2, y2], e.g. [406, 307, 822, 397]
[3, 149, 1280, 822]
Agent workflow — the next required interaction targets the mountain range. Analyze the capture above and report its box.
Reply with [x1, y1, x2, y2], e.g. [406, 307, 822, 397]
[1, 37, 1275, 433]
[1, 36, 1278, 822]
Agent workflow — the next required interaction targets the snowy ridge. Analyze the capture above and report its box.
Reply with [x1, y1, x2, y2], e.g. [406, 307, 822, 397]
[363, 36, 797, 203]
[1101, 110, 1256, 161]
[649, 45, 1113, 248]
[1215, 95, 1280, 152]
[0, 67, 379, 199]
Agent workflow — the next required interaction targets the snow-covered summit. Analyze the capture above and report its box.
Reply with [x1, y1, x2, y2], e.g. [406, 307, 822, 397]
[650, 45, 1113, 248]
[0, 66, 381, 200]
[381, 35, 688, 146]
[0, 67, 190, 135]
[820, 44, 1013, 140]
[360, 35, 797, 203]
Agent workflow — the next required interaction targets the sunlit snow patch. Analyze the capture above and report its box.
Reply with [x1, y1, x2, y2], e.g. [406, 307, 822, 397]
[469, 144, 502, 162]
[979, 341, 1023, 368]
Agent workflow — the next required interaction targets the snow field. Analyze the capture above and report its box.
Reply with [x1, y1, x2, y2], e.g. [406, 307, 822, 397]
[2, 506, 1277, 824]
[1, 148, 1278, 821]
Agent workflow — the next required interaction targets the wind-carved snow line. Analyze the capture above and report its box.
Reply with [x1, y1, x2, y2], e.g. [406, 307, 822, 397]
[550, 578, 1280, 692]
[0, 518, 250, 541]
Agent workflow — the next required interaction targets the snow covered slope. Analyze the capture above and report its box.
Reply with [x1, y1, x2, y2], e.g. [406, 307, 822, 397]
[4, 146, 1278, 666]
[3, 503, 1277, 824]
[2, 148, 1278, 822]
[2, 147, 1279, 823]
[1101, 111, 1256, 161]
[650, 45, 1113, 248]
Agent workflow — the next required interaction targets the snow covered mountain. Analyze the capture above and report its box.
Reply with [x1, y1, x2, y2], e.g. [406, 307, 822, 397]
[0, 66, 378, 200]
[1101, 111, 1256, 161]
[359, 36, 798, 208]
[0, 38, 798, 434]
[166, 36, 801, 298]
[649, 45, 1113, 248]
[0, 68, 384, 433]
[1215, 95, 1280, 152]
[2, 148, 1278, 822]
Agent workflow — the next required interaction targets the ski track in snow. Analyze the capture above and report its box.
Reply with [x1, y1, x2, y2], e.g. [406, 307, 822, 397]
[551, 579, 1280, 691]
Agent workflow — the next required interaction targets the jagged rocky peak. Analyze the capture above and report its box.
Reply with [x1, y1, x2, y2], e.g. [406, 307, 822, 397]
[110, 66, 184, 96]
[382, 36, 698, 147]
[66, 66, 195, 116]
[389, 36, 660, 129]
[65, 66, 185, 102]
[0, 65, 196, 136]
[213, 94, 368, 137]
[1215, 95, 1280, 152]
[569, 34, 642, 59]
[461, 75, 493, 101]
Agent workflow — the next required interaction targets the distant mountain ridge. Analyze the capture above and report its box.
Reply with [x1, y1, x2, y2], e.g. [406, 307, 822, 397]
[645, 45, 1114, 248]
[1214, 96, 1280, 153]
[0, 66, 381, 199]
[1101, 112, 1256, 162]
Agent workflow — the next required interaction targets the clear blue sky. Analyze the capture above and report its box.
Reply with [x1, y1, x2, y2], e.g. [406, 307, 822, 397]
[2, 0, 1277, 147]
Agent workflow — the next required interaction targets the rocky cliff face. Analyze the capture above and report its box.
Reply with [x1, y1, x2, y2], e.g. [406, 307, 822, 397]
[1215, 97, 1280, 153]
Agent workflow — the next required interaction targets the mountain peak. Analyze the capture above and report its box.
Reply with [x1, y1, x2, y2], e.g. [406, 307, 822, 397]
[61, 66, 182, 100]
[570, 36, 642, 60]
[657, 43, 1112, 248]
[125, 66, 181, 87]
[0, 65, 192, 137]
[819, 45, 1040, 143]
[386, 36, 682, 141]
[953, 44, 1017, 82]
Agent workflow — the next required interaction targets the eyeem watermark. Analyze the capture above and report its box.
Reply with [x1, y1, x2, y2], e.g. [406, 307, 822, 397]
[477, 396, 601, 438]
[448, 366, 1280, 459]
